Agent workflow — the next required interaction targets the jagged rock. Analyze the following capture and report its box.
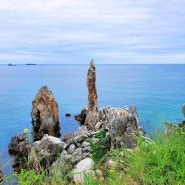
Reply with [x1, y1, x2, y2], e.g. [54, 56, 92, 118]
[182, 104, 185, 117]
[62, 131, 75, 143]
[8, 132, 31, 172]
[178, 121, 185, 128]
[0, 169, 3, 182]
[75, 107, 87, 124]
[82, 141, 90, 148]
[71, 148, 83, 164]
[29, 134, 65, 169]
[138, 126, 145, 135]
[51, 150, 73, 175]
[74, 134, 88, 143]
[31, 86, 61, 141]
[164, 121, 176, 134]
[95, 121, 102, 130]
[85, 60, 99, 129]
[100, 106, 140, 149]
[68, 144, 76, 154]
[73, 158, 94, 184]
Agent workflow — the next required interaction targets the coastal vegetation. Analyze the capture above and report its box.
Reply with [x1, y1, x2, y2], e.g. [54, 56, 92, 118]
[3, 123, 185, 185]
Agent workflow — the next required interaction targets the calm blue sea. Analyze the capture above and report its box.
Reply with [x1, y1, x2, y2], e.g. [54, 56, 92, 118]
[0, 64, 185, 174]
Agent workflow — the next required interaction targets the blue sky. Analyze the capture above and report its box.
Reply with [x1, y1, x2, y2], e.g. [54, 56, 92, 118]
[0, 0, 185, 64]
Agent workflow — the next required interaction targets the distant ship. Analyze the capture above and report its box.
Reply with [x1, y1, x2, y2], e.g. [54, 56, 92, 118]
[8, 63, 16, 66]
[26, 63, 36, 65]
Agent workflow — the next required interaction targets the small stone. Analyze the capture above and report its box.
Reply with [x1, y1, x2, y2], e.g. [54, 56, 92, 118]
[82, 141, 90, 148]
[68, 144, 76, 154]
[91, 137, 99, 143]
[71, 148, 83, 163]
[95, 122, 102, 130]
[138, 126, 145, 136]
[82, 146, 91, 152]
[65, 113, 71, 117]
[74, 134, 88, 142]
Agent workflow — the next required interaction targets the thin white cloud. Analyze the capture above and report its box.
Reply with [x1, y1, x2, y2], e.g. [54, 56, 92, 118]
[0, 0, 185, 64]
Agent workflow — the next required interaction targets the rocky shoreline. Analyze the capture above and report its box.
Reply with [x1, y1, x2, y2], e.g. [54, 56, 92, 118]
[5, 60, 185, 184]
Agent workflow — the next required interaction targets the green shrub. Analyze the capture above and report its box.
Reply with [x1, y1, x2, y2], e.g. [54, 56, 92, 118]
[88, 129, 111, 162]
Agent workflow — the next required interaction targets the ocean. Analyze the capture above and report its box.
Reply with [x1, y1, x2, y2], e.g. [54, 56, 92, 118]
[0, 64, 185, 174]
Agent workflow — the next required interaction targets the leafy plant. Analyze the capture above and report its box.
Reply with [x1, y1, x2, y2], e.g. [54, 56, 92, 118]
[88, 129, 111, 162]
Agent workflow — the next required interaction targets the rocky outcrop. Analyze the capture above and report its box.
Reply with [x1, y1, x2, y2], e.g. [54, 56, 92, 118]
[100, 106, 140, 149]
[28, 134, 66, 171]
[85, 60, 99, 129]
[182, 104, 185, 117]
[51, 105, 141, 176]
[75, 107, 86, 124]
[8, 132, 31, 172]
[0, 169, 3, 182]
[31, 86, 61, 141]
[75, 60, 143, 148]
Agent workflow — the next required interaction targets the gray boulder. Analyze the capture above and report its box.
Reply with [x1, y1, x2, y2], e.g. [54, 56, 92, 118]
[73, 158, 94, 184]
[29, 134, 65, 169]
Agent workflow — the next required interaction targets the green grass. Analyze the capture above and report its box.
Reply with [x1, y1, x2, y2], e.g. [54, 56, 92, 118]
[4, 126, 185, 185]
[126, 128, 185, 185]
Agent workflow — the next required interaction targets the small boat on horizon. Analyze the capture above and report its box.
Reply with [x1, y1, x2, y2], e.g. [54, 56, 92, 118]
[26, 63, 36, 65]
[8, 63, 16, 66]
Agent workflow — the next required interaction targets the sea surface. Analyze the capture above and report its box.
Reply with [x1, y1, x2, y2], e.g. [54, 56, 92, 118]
[0, 64, 185, 174]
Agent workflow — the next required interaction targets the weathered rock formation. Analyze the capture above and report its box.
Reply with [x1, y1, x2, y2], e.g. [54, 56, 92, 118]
[99, 106, 140, 149]
[0, 169, 3, 182]
[8, 132, 31, 172]
[182, 103, 185, 117]
[28, 134, 66, 172]
[84, 60, 99, 129]
[31, 86, 61, 141]
[75, 107, 86, 124]
[75, 60, 142, 147]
